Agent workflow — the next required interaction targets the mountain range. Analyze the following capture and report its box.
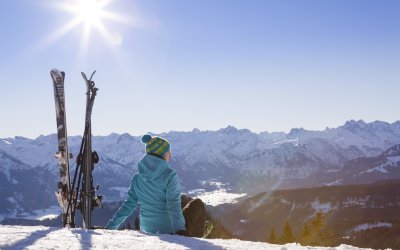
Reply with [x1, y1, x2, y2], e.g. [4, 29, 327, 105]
[1, 119, 400, 217]
[213, 179, 400, 249]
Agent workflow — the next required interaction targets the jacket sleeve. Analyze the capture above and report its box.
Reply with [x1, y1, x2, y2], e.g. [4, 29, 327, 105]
[107, 176, 139, 230]
[165, 171, 186, 232]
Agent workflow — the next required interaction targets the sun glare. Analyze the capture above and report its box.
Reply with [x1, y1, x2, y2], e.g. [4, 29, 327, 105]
[75, 0, 103, 26]
[77, 0, 101, 25]
[42, 0, 134, 52]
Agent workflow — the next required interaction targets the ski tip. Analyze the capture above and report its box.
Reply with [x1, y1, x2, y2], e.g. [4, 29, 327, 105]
[81, 71, 97, 81]
[50, 68, 60, 75]
[50, 69, 64, 82]
[89, 70, 96, 81]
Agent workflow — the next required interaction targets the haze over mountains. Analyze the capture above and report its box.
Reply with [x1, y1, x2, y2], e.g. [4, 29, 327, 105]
[214, 179, 400, 249]
[1, 120, 400, 217]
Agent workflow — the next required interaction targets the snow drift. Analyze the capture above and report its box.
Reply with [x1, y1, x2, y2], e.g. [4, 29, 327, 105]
[0, 225, 369, 250]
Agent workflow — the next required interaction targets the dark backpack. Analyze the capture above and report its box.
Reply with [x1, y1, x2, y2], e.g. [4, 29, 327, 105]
[181, 196, 206, 237]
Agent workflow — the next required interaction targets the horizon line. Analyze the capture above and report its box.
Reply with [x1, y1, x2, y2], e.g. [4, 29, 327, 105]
[2, 119, 400, 140]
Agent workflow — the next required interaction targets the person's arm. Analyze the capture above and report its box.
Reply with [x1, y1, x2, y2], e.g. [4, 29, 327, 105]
[165, 171, 186, 232]
[107, 177, 139, 230]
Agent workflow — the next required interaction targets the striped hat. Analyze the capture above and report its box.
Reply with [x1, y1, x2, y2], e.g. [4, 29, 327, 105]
[141, 134, 170, 158]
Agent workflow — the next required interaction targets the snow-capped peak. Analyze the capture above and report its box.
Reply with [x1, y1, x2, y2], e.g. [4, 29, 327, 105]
[1, 139, 12, 145]
[218, 125, 238, 134]
[383, 144, 400, 157]
[341, 119, 367, 131]
[288, 127, 307, 137]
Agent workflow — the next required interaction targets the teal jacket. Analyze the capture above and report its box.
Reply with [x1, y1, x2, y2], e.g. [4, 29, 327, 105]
[107, 154, 186, 233]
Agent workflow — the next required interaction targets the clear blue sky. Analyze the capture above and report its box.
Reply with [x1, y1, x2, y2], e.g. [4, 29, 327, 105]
[0, 0, 399, 138]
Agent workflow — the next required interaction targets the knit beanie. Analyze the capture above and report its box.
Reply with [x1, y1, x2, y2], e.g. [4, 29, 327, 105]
[141, 134, 170, 158]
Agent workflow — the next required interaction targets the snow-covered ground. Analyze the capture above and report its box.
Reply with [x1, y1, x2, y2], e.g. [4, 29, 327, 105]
[0, 225, 369, 250]
[0, 206, 60, 223]
[311, 199, 335, 213]
[188, 182, 247, 207]
[351, 222, 393, 232]
[195, 190, 246, 207]
[17, 206, 60, 221]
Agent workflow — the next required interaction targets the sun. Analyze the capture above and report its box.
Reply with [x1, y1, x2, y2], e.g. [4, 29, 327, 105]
[66, 0, 108, 31]
[43, 0, 133, 50]
[60, 0, 113, 44]
[74, 0, 103, 27]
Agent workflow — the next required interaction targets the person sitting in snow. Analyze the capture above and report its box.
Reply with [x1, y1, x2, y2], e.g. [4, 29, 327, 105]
[107, 134, 210, 237]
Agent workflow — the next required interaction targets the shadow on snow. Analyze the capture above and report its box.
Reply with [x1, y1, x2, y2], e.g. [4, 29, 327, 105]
[1, 227, 61, 250]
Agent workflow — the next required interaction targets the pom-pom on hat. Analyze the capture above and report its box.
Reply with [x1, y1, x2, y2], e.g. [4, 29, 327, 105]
[141, 134, 170, 158]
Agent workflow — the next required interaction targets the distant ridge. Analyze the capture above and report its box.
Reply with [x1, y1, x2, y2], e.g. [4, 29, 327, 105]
[0, 120, 400, 218]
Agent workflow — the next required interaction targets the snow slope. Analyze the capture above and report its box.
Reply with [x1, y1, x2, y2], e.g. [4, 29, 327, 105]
[1, 120, 400, 216]
[0, 225, 368, 250]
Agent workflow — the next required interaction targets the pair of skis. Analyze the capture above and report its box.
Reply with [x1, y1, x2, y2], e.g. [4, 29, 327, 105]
[50, 69, 102, 229]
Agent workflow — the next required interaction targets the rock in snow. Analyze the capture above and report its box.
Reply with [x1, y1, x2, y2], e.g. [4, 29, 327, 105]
[0, 225, 368, 250]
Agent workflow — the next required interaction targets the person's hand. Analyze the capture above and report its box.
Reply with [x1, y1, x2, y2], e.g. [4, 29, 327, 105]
[175, 230, 188, 236]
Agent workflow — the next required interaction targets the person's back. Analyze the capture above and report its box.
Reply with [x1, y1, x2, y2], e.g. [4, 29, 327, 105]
[133, 154, 184, 233]
[107, 135, 186, 234]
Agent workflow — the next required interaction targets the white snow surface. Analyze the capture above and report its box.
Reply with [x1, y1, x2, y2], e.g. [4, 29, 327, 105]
[361, 155, 400, 175]
[195, 190, 246, 207]
[1, 139, 12, 145]
[0, 225, 369, 250]
[387, 156, 400, 164]
[18, 206, 60, 221]
[1, 206, 60, 222]
[365, 165, 388, 174]
[311, 199, 335, 213]
[324, 179, 343, 186]
[273, 138, 299, 146]
[351, 222, 393, 232]
[188, 182, 247, 207]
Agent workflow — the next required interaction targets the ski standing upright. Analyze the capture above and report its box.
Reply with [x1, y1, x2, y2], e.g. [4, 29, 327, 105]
[79, 71, 101, 229]
[50, 69, 74, 227]
[51, 69, 102, 229]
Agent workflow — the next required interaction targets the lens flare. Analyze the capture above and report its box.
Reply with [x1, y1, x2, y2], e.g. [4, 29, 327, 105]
[75, 0, 103, 26]
[40, 0, 135, 53]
